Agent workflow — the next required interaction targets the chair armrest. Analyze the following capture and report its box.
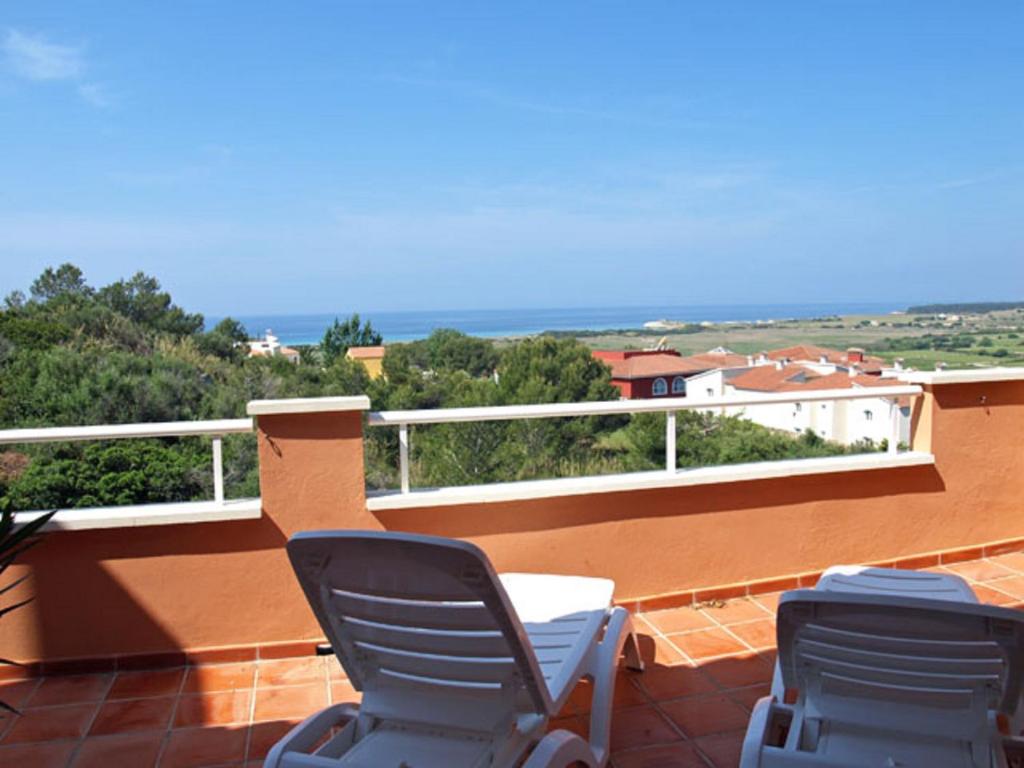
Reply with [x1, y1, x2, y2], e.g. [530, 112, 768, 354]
[262, 703, 360, 767]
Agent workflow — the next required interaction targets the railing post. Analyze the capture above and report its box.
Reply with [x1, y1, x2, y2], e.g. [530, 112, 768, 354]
[665, 411, 677, 472]
[399, 423, 410, 494]
[888, 400, 900, 455]
[212, 436, 225, 502]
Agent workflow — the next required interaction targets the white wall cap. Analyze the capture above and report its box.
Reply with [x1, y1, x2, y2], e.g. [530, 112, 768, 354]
[367, 451, 935, 511]
[900, 367, 1024, 385]
[247, 396, 371, 416]
[15, 498, 262, 532]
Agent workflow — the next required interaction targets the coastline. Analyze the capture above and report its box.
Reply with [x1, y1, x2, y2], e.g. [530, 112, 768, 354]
[214, 302, 900, 346]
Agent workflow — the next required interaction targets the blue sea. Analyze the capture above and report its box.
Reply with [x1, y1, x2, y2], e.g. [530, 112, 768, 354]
[214, 302, 900, 346]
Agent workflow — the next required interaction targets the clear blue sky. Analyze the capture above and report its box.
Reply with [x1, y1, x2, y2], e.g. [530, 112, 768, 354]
[2, 2, 1022, 315]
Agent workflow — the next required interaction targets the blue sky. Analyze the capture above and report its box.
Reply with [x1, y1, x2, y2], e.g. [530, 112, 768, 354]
[1, 2, 1022, 315]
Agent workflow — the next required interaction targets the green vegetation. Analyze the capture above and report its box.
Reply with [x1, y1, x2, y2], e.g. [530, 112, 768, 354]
[0, 264, 883, 509]
[907, 301, 1024, 314]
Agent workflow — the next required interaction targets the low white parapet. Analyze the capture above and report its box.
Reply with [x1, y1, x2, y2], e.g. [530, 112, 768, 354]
[900, 367, 1024, 385]
[247, 395, 371, 416]
[14, 498, 262, 532]
[366, 451, 936, 511]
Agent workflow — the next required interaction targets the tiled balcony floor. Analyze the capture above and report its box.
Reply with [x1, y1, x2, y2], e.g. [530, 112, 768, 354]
[4, 552, 1024, 768]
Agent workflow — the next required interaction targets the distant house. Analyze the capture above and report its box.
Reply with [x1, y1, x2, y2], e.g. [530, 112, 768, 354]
[346, 345, 386, 378]
[688, 360, 909, 446]
[592, 347, 750, 399]
[247, 330, 300, 364]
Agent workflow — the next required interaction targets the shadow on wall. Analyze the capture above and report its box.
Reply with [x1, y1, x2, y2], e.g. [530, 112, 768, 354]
[18, 513, 288, 664]
[371, 464, 947, 540]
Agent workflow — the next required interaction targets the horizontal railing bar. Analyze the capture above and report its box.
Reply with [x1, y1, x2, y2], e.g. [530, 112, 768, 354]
[0, 418, 254, 445]
[367, 385, 923, 426]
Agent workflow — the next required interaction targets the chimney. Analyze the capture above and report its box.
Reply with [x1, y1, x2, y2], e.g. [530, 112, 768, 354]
[848, 366, 856, 378]
[819, 355, 828, 364]
[757, 352, 768, 365]
[847, 347, 864, 364]
[774, 360, 785, 371]
[935, 361, 947, 371]
[893, 358, 904, 371]
[745, 355, 754, 366]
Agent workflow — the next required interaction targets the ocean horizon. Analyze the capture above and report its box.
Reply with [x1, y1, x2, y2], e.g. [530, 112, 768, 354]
[211, 302, 901, 346]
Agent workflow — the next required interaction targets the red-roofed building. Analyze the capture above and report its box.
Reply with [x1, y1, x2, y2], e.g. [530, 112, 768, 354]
[592, 347, 751, 398]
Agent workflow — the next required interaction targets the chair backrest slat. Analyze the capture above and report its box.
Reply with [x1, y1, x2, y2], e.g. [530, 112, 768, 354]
[287, 531, 554, 732]
[777, 590, 1024, 742]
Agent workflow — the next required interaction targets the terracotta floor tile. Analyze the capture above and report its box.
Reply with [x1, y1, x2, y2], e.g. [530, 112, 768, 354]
[89, 696, 176, 736]
[328, 679, 360, 705]
[28, 674, 112, 707]
[661, 693, 750, 738]
[751, 592, 783, 614]
[0, 739, 78, 768]
[944, 559, 1016, 583]
[182, 663, 255, 694]
[987, 576, 1024, 599]
[700, 653, 773, 690]
[634, 665, 716, 702]
[70, 731, 164, 768]
[253, 684, 327, 723]
[613, 741, 706, 768]
[0, 679, 40, 710]
[255, 658, 326, 689]
[666, 629, 746, 661]
[729, 684, 771, 712]
[973, 583, 1018, 605]
[989, 552, 1024, 573]
[246, 720, 300, 761]
[643, 607, 715, 634]
[609, 706, 680, 752]
[108, 668, 185, 701]
[726, 620, 777, 651]
[699, 599, 770, 625]
[636, 634, 689, 667]
[174, 690, 252, 728]
[2, 702, 98, 744]
[160, 725, 247, 768]
[569, 673, 647, 715]
[694, 729, 746, 767]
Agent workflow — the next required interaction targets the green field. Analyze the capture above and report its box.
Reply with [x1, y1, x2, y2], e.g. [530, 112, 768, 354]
[549, 309, 1024, 371]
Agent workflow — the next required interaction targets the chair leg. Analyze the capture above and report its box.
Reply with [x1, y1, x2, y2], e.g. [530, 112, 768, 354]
[523, 730, 599, 768]
[624, 628, 645, 672]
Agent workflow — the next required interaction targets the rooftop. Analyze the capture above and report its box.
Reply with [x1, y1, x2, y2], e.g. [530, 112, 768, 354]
[2, 549, 1022, 767]
[1, 368, 1022, 767]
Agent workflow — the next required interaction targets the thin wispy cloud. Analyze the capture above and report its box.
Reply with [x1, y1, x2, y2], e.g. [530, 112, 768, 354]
[3, 29, 82, 80]
[2, 28, 113, 107]
[380, 73, 678, 129]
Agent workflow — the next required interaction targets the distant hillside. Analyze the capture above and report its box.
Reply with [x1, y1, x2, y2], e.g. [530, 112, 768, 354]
[908, 301, 1024, 314]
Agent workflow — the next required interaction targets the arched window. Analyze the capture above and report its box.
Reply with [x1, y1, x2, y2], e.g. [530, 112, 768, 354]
[671, 376, 686, 395]
[652, 377, 668, 396]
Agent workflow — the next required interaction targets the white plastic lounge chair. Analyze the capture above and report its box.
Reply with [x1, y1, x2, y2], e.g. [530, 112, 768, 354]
[770, 565, 979, 698]
[264, 530, 644, 768]
[741, 590, 1024, 767]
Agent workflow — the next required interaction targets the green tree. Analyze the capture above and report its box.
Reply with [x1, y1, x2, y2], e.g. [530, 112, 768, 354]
[96, 272, 204, 337]
[30, 263, 92, 303]
[320, 314, 383, 365]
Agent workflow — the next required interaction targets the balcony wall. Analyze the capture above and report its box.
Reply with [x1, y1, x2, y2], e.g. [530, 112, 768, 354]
[2, 375, 1023, 667]
[371, 378, 1024, 601]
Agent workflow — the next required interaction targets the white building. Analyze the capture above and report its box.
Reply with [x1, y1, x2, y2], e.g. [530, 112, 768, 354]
[685, 354, 910, 447]
[247, 330, 300, 364]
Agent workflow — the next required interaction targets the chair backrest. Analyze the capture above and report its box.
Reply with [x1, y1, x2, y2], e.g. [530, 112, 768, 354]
[777, 590, 1024, 744]
[287, 530, 553, 733]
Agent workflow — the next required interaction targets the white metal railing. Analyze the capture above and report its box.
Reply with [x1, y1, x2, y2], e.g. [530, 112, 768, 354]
[0, 418, 253, 505]
[368, 385, 923, 494]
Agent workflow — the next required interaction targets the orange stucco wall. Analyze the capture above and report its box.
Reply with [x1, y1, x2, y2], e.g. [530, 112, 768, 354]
[2, 410, 369, 665]
[372, 381, 1024, 600]
[4, 380, 1022, 665]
